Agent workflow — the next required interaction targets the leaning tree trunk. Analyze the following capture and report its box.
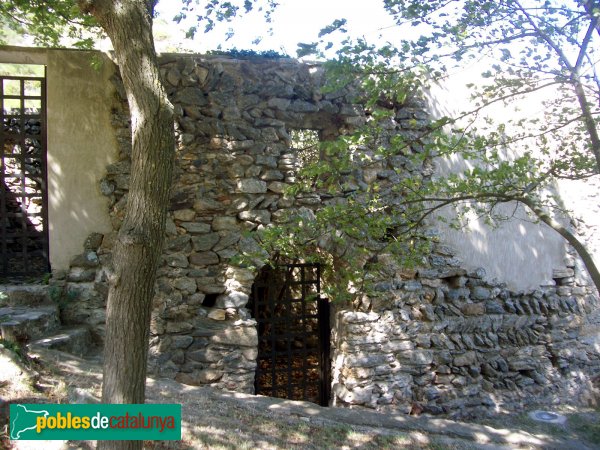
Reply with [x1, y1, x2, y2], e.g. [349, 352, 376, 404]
[78, 1, 175, 450]
[520, 197, 600, 293]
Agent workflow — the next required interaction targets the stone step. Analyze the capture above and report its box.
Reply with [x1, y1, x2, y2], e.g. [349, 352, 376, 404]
[0, 284, 50, 307]
[0, 304, 60, 342]
[28, 326, 94, 357]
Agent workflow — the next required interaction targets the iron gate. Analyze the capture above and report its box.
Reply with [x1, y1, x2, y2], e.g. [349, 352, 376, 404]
[251, 263, 331, 406]
[0, 75, 49, 277]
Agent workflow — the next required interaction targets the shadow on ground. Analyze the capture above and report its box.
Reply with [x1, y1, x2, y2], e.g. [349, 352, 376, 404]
[1, 347, 599, 449]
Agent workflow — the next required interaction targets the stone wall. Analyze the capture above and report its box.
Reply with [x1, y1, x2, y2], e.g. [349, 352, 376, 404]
[55, 52, 600, 417]
[331, 247, 600, 417]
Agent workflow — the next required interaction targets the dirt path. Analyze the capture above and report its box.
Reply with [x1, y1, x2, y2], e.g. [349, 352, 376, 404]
[1, 346, 599, 449]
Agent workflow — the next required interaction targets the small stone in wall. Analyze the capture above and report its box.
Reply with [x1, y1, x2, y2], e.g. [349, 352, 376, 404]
[471, 286, 491, 300]
[175, 87, 207, 106]
[165, 253, 189, 268]
[267, 181, 289, 194]
[242, 347, 258, 361]
[213, 233, 241, 252]
[67, 267, 96, 283]
[84, 233, 104, 251]
[176, 369, 223, 386]
[485, 300, 505, 314]
[271, 209, 290, 223]
[245, 166, 262, 178]
[100, 179, 115, 196]
[237, 179, 267, 194]
[173, 209, 196, 221]
[70, 251, 100, 268]
[216, 291, 249, 308]
[226, 267, 255, 282]
[553, 268, 575, 278]
[192, 233, 220, 251]
[210, 326, 258, 347]
[196, 283, 226, 295]
[260, 170, 284, 181]
[189, 251, 219, 266]
[212, 216, 238, 231]
[171, 335, 194, 349]
[166, 236, 192, 252]
[400, 349, 434, 366]
[333, 384, 371, 405]
[453, 351, 477, 367]
[267, 97, 291, 110]
[207, 309, 226, 320]
[193, 198, 226, 214]
[165, 321, 194, 333]
[173, 277, 197, 294]
[181, 222, 211, 234]
[165, 218, 177, 236]
[461, 303, 485, 316]
[238, 210, 271, 224]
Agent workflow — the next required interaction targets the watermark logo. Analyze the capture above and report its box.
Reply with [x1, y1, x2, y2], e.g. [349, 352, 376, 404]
[10, 404, 181, 441]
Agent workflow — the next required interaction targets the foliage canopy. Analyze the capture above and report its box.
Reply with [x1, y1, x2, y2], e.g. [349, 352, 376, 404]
[256, 0, 600, 294]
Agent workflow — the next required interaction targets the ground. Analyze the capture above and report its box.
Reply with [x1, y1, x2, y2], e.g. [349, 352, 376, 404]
[0, 344, 599, 450]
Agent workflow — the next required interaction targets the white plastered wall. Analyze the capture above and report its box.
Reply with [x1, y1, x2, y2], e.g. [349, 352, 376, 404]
[0, 46, 118, 272]
[426, 70, 573, 291]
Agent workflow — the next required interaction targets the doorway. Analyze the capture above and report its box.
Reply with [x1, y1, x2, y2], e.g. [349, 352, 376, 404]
[250, 263, 331, 406]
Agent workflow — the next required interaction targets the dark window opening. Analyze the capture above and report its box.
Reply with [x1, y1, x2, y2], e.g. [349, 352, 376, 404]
[202, 293, 219, 307]
[249, 263, 331, 406]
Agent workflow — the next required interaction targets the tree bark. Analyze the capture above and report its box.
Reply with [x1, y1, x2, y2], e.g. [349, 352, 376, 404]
[78, 1, 175, 450]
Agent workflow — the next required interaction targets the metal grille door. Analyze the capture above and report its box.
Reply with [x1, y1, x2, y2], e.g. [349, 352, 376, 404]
[0, 76, 49, 277]
[252, 264, 330, 406]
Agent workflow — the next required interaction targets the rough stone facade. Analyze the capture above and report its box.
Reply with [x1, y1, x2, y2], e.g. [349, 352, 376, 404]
[52, 53, 600, 418]
[332, 252, 600, 417]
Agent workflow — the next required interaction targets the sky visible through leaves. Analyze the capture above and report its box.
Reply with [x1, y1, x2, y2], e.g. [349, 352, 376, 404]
[154, 0, 398, 55]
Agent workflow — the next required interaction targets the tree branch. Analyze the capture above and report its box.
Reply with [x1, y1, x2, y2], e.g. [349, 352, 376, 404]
[519, 196, 600, 291]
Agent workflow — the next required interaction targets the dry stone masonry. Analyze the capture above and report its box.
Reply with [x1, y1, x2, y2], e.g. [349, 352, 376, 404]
[55, 53, 600, 418]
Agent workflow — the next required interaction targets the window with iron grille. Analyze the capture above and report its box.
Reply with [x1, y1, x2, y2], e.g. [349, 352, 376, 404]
[0, 74, 49, 278]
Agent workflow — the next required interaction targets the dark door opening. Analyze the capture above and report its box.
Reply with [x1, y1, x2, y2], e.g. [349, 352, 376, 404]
[0, 75, 49, 278]
[250, 263, 330, 406]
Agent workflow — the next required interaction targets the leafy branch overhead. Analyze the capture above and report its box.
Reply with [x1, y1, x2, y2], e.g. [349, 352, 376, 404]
[268, 0, 600, 295]
[0, 0, 99, 48]
[175, 0, 278, 39]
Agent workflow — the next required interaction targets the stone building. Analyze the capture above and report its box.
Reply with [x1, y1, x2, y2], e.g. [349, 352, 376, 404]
[0, 46, 599, 418]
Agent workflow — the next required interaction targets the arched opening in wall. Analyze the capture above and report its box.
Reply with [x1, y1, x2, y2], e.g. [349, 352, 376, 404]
[0, 64, 49, 278]
[248, 263, 331, 406]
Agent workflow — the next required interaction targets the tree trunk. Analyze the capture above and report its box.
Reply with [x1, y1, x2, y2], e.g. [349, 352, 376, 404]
[78, 1, 175, 450]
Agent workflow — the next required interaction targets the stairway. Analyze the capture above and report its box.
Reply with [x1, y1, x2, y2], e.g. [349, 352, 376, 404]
[0, 284, 95, 357]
